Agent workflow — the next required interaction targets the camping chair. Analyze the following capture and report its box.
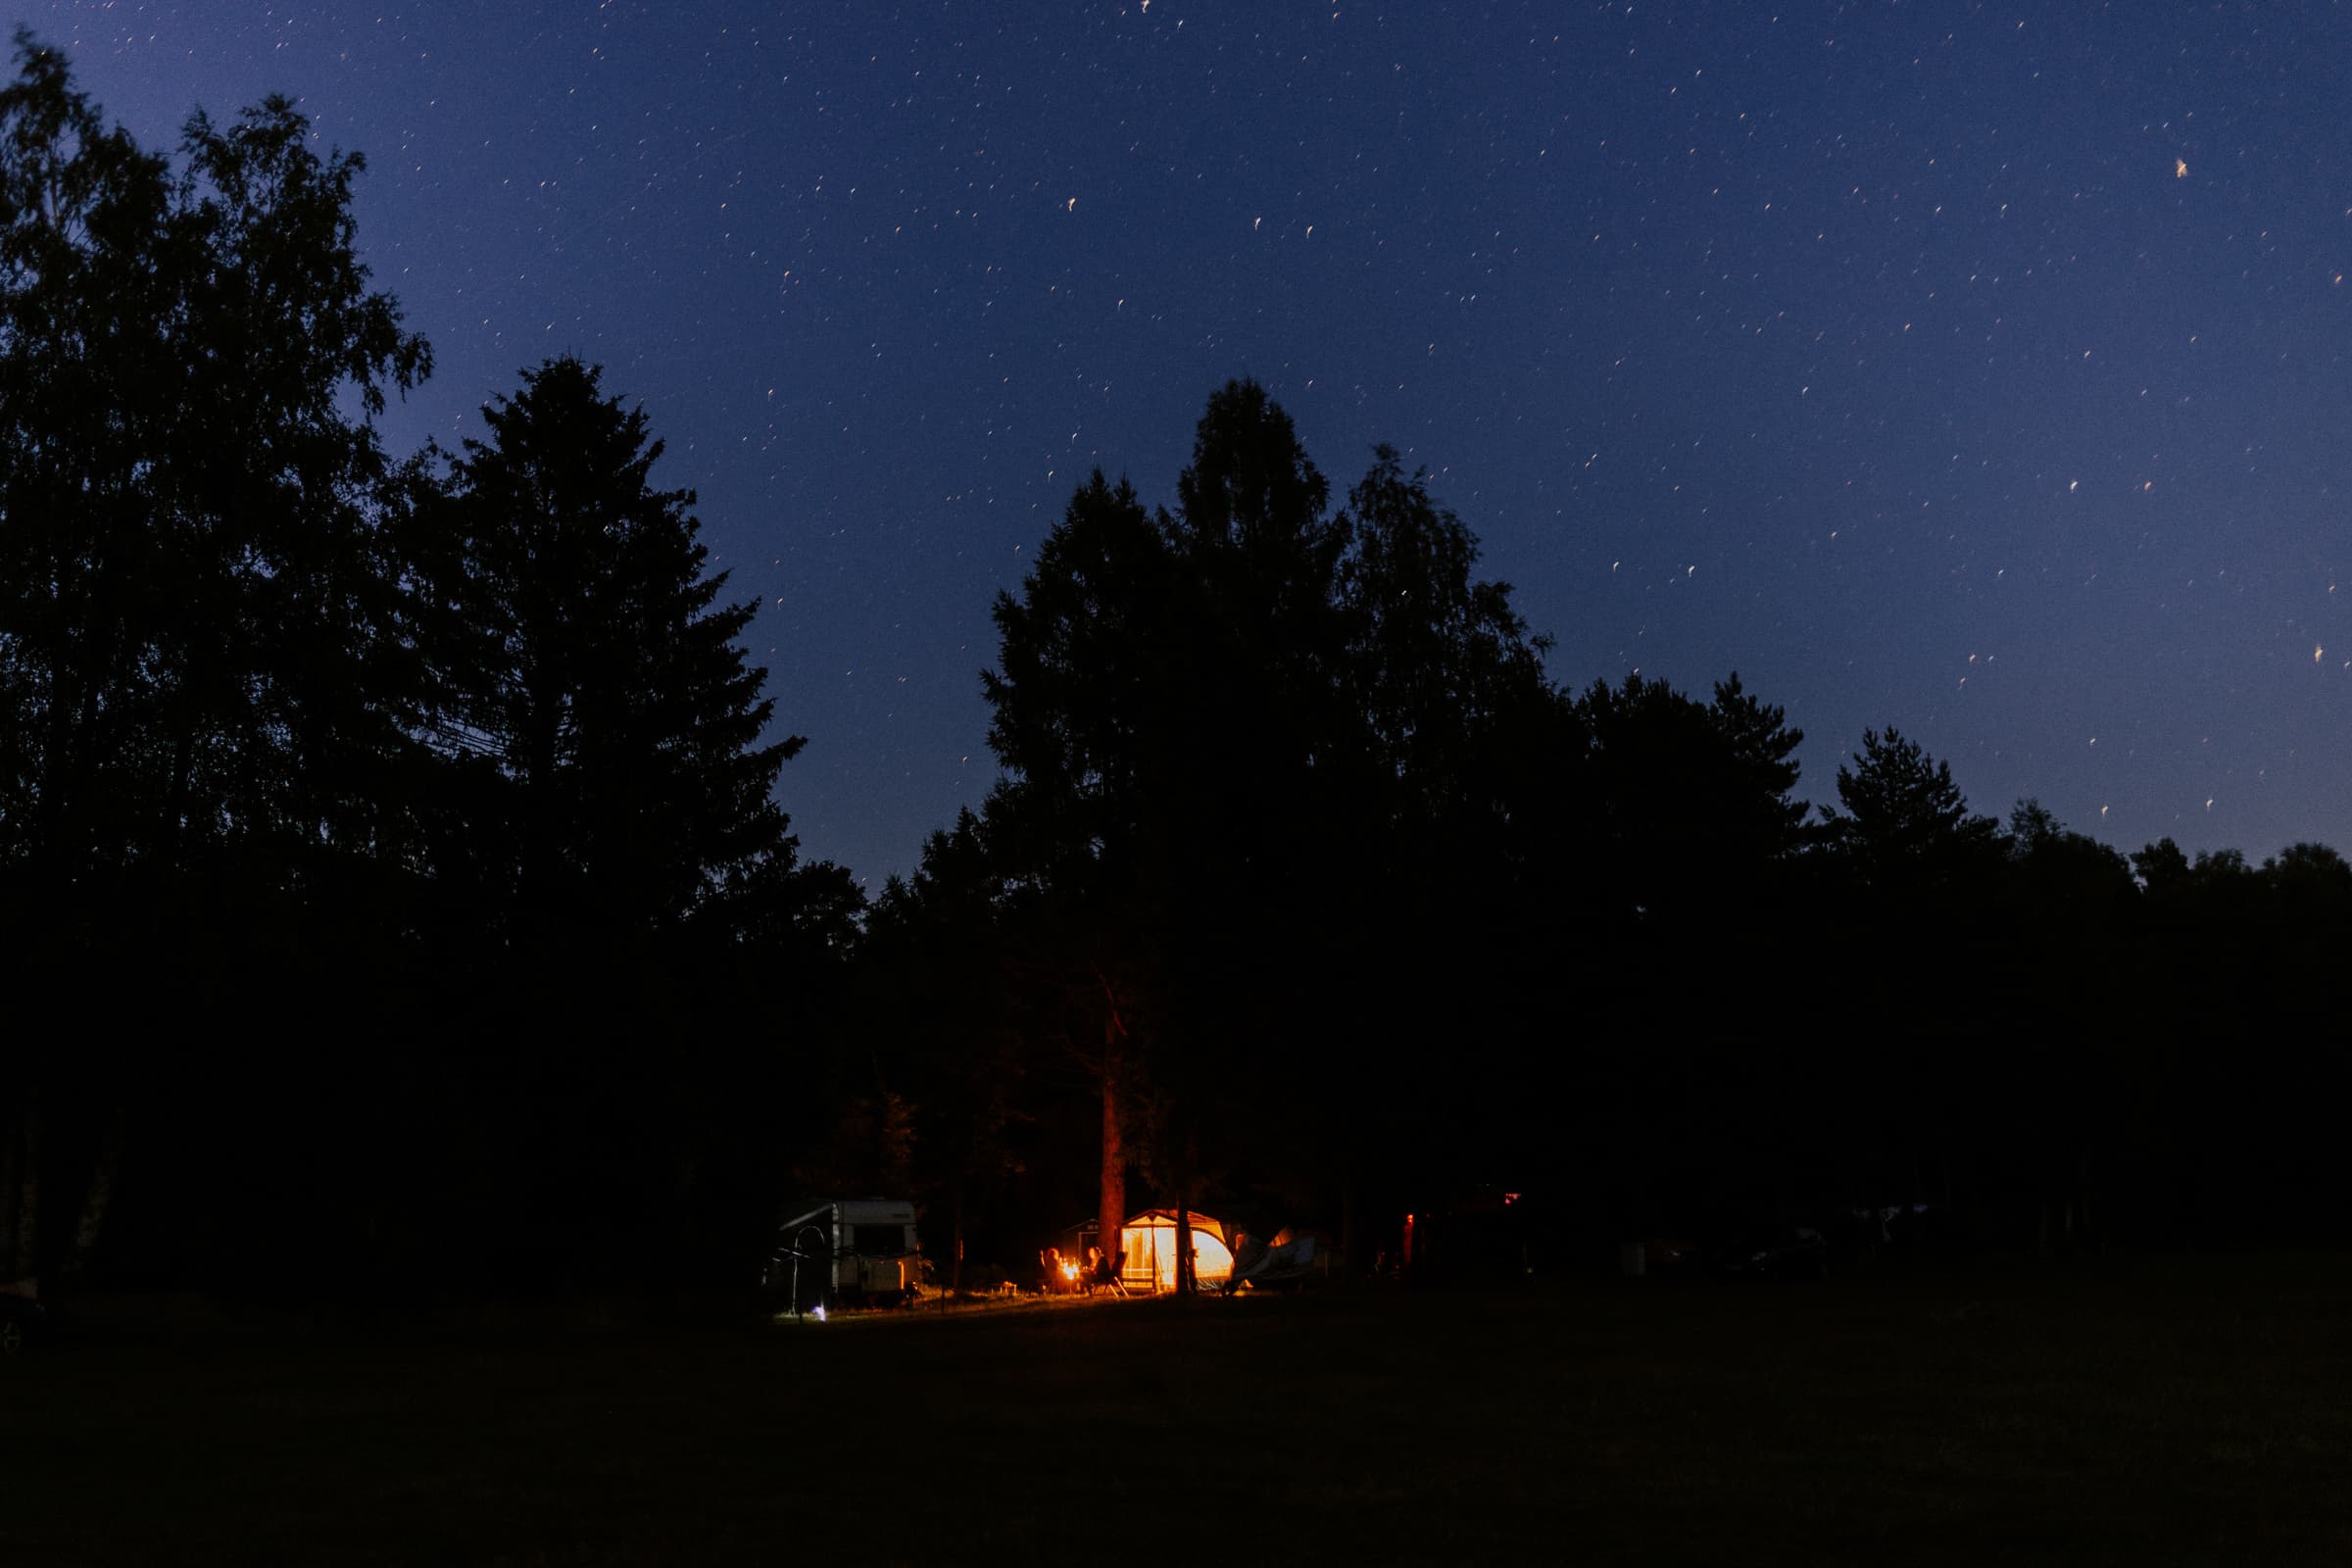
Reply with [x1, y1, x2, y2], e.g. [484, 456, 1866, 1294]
[1089, 1248, 1129, 1297]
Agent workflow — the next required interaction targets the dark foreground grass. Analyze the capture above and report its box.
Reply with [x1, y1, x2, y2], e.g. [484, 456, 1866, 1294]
[5, 1252, 2350, 1564]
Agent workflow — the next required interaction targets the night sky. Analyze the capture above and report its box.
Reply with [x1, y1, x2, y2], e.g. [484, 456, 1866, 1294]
[35, 2, 2352, 886]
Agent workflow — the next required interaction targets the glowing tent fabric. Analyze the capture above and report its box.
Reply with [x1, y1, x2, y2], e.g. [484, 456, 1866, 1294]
[1117, 1209, 1234, 1292]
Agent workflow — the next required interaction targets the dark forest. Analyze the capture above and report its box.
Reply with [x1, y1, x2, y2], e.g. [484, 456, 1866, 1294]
[5, 38, 2347, 1312]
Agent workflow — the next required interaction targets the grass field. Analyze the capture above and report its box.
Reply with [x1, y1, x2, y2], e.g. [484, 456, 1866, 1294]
[4, 1252, 2348, 1564]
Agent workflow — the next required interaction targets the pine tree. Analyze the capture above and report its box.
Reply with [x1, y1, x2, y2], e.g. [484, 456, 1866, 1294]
[1820, 725, 1996, 893]
[415, 357, 803, 952]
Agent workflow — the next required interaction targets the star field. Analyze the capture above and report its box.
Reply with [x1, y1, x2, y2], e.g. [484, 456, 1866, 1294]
[38, 1, 2352, 884]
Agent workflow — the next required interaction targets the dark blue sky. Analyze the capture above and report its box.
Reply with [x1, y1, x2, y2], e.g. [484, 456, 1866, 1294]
[36, 2, 2352, 885]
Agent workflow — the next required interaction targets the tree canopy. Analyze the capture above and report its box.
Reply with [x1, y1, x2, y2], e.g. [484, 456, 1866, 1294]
[415, 356, 805, 953]
[0, 42, 843, 1295]
[6, 35, 2351, 1299]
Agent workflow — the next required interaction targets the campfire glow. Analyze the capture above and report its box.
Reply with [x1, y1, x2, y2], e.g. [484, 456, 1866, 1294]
[1059, 1261, 1081, 1281]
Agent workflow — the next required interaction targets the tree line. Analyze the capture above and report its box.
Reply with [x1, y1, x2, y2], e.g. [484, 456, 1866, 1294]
[3, 40, 2345, 1300]
[840, 382, 2352, 1282]
[0, 40, 852, 1297]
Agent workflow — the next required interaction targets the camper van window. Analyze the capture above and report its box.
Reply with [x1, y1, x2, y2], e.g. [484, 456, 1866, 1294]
[854, 1224, 905, 1256]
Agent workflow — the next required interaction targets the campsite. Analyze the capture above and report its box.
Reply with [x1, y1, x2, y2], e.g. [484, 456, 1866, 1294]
[9, 15, 2352, 1562]
[6, 1251, 2350, 1564]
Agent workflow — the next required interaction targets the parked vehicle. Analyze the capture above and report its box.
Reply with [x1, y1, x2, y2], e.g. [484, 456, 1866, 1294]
[764, 1198, 923, 1312]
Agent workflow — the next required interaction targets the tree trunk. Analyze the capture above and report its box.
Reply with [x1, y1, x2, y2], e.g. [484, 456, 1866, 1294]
[1175, 1126, 1200, 1295]
[63, 1110, 124, 1280]
[0, 1104, 19, 1278]
[1174, 1194, 1192, 1296]
[2077, 1150, 2094, 1251]
[1098, 1053, 1124, 1287]
[950, 1184, 965, 1296]
[14, 1093, 40, 1283]
[1090, 966, 1130, 1288]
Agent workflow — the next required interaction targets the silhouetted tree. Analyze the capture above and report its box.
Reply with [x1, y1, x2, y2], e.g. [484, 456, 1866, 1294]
[1570, 671, 1808, 931]
[979, 469, 1173, 1266]
[984, 383, 1593, 1262]
[1990, 802, 2140, 1251]
[0, 35, 427, 905]
[1707, 675, 1811, 865]
[0, 38, 180, 901]
[982, 471, 1171, 896]
[2131, 836, 2193, 897]
[1342, 446, 1547, 820]
[0, 34, 428, 1286]
[2006, 799, 2136, 923]
[2264, 841, 2352, 903]
[414, 357, 802, 953]
[1818, 726, 1997, 894]
[403, 357, 829, 1285]
[1330, 446, 1559, 1244]
[857, 808, 1033, 1287]
[984, 387, 1363, 1271]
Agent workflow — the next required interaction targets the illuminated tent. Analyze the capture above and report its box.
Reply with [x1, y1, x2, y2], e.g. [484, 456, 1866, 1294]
[1117, 1208, 1234, 1292]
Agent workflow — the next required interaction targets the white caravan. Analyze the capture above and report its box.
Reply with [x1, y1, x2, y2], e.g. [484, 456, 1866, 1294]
[767, 1198, 922, 1312]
